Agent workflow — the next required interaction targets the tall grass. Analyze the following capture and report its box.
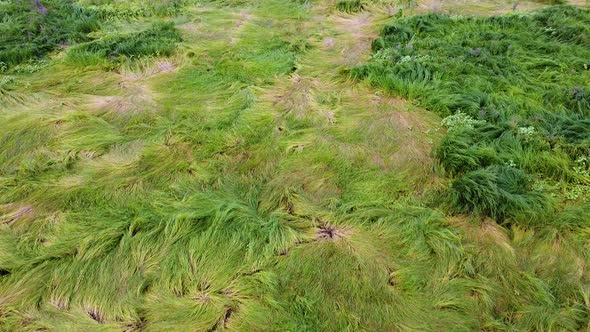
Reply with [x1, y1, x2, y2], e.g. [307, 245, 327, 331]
[449, 165, 551, 223]
[67, 22, 182, 65]
[353, 5, 590, 221]
[336, 0, 364, 12]
[1, 0, 589, 330]
[0, 0, 100, 66]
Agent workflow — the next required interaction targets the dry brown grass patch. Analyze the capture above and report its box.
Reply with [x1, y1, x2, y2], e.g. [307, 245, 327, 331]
[87, 80, 155, 114]
[230, 11, 255, 45]
[0, 204, 34, 226]
[316, 224, 352, 240]
[272, 75, 318, 119]
[330, 12, 377, 64]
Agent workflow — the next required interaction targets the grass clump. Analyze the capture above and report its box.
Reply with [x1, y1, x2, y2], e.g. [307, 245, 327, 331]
[67, 22, 182, 64]
[79, 0, 183, 19]
[354, 5, 590, 118]
[449, 165, 551, 223]
[0, 0, 100, 67]
[436, 127, 497, 175]
[336, 0, 364, 12]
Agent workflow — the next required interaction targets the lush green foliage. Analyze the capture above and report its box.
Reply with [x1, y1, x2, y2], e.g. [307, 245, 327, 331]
[68, 22, 182, 65]
[356, 5, 590, 120]
[0, 0, 100, 66]
[354, 5, 590, 220]
[0, 0, 183, 68]
[449, 165, 551, 222]
[80, 0, 183, 18]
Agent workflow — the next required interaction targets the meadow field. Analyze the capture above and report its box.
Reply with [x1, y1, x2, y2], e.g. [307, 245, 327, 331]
[1, 0, 590, 330]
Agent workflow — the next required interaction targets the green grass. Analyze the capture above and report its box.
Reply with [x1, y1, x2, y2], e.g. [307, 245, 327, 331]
[449, 165, 551, 223]
[80, 0, 183, 19]
[0, 0, 100, 67]
[67, 22, 182, 67]
[1, 0, 590, 331]
[353, 5, 590, 218]
[336, 0, 364, 12]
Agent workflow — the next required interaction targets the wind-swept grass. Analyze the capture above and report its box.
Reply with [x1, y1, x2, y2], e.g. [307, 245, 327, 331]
[0, 0, 100, 67]
[336, 0, 365, 12]
[449, 165, 551, 223]
[1, 0, 590, 330]
[354, 5, 590, 219]
[66, 22, 182, 67]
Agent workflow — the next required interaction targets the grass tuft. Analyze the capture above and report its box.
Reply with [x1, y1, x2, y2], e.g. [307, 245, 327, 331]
[67, 22, 182, 66]
[336, 0, 364, 12]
